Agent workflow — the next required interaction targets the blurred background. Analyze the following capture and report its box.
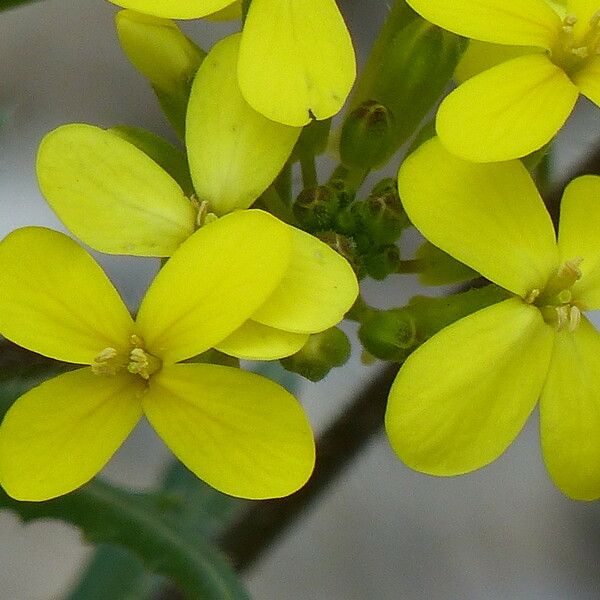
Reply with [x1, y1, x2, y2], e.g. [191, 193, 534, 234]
[1, 1, 600, 598]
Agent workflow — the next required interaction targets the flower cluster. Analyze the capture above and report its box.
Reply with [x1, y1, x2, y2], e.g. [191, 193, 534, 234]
[1, 0, 600, 506]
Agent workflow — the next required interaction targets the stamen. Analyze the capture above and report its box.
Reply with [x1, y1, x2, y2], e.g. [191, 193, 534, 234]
[524, 288, 540, 304]
[92, 347, 123, 376]
[568, 305, 581, 332]
[127, 347, 162, 380]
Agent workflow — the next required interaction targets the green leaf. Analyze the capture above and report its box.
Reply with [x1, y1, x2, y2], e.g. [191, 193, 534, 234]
[0, 0, 41, 12]
[0, 479, 250, 600]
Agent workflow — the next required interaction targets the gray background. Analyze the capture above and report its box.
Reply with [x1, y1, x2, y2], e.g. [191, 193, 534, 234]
[1, 1, 600, 598]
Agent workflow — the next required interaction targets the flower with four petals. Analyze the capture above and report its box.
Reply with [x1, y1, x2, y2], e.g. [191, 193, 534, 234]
[387, 137, 600, 500]
[406, 0, 600, 161]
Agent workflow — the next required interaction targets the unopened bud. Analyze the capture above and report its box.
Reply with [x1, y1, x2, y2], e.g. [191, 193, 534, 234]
[358, 309, 417, 362]
[280, 327, 351, 382]
[340, 101, 395, 170]
[364, 244, 401, 280]
[353, 178, 409, 245]
[293, 186, 339, 231]
[317, 231, 363, 277]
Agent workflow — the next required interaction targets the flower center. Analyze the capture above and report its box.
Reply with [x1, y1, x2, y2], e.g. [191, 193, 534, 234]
[91, 334, 162, 380]
[526, 258, 583, 332]
[550, 11, 600, 74]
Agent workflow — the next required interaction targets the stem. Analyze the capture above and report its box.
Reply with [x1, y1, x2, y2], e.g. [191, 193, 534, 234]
[299, 153, 318, 189]
[396, 259, 425, 274]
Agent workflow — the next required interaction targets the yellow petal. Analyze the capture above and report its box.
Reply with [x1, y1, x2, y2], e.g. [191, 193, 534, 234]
[37, 124, 196, 257]
[143, 364, 315, 499]
[572, 56, 600, 107]
[0, 228, 134, 364]
[204, 0, 241, 20]
[107, 0, 233, 19]
[540, 317, 600, 500]
[0, 368, 143, 501]
[557, 175, 600, 308]
[136, 210, 292, 364]
[567, 0, 600, 40]
[437, 54, 579, 162]
[454, 40, 542, 83]
[386, 298, 554, 476]
[215, 320, 309, 360]
[238, 0, 356, 126]
[186, 34, 301, 215]
[398, 138, 559, 297]
[251, 226, 359, 334]
[406, 0, 561, 48]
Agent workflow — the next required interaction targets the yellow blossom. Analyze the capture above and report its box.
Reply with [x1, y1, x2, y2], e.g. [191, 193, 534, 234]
[107, 1, 356, 126]
[406, 0, 600, 161]
[36, 33, 359, 362]
[0, 211, 316, 501]
[387, 137, 600, 500]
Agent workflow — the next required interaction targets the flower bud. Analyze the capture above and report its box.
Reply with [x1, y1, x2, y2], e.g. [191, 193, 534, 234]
[353, 178, 409, 245]
[359, 309, 417, 362]
[349, 17, 468, 163]
[340, 101, 395, 170]
[293, 186, 339, 232]
[116, 10, 206, 137]
[317, 231, 363, 277]
[280, 327, 351, 382]
[364, 245, 401, 280]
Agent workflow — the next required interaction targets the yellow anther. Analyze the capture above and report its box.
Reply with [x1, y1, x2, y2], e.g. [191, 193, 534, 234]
[568, 305, 581, 333]
[91, 347, 124, 376]
[127, 347, 162, 380]
[524, 288, 540, 304]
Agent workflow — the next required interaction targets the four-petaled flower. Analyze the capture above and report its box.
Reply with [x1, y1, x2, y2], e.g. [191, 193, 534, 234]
[387, 137, 600, 500]
[108, 0, 356, 126]
[0, 211, 318, 501]
[407, 0, 600, 161]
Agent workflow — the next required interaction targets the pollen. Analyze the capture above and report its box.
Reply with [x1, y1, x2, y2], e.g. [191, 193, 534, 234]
[551, 11, 600, 73]
[91, 335, 162, 379]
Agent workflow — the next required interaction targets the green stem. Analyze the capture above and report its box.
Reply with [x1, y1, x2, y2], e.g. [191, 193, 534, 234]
[396, 259, 425, 274]
[299, 153, 318, 189]
[260, 186, 299, 226]
[345, 295, 376, 323]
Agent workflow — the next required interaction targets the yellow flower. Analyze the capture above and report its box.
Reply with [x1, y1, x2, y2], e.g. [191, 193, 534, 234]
[0, 211, 316, 502]
[36, 33, 359, 362]
[406, 0, 600, 161]
[108, 1, 356, 126]
[387, 137, 600, 500]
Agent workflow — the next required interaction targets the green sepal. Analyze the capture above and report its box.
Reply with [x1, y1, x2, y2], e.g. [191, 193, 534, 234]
[415, 241, 478, 286]
[359, 285, 510, 362]
[280, 327, 351, 382]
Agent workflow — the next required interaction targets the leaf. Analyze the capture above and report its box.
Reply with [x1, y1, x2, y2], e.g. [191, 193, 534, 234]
[0, 479, 250, 599]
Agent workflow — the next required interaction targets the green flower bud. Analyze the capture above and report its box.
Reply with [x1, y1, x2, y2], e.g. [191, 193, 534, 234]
[317, 231, 363, 277]
[280, 327, 351, 382]
[364, 244, 401, 280]
[116, 10, 206, 138]
[353, 178, 409, 245]
[358, 309, 417, 362]
[293, 186, 339, 231]
[340, 101, 395, 170]
[349, 17, 468, 163]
